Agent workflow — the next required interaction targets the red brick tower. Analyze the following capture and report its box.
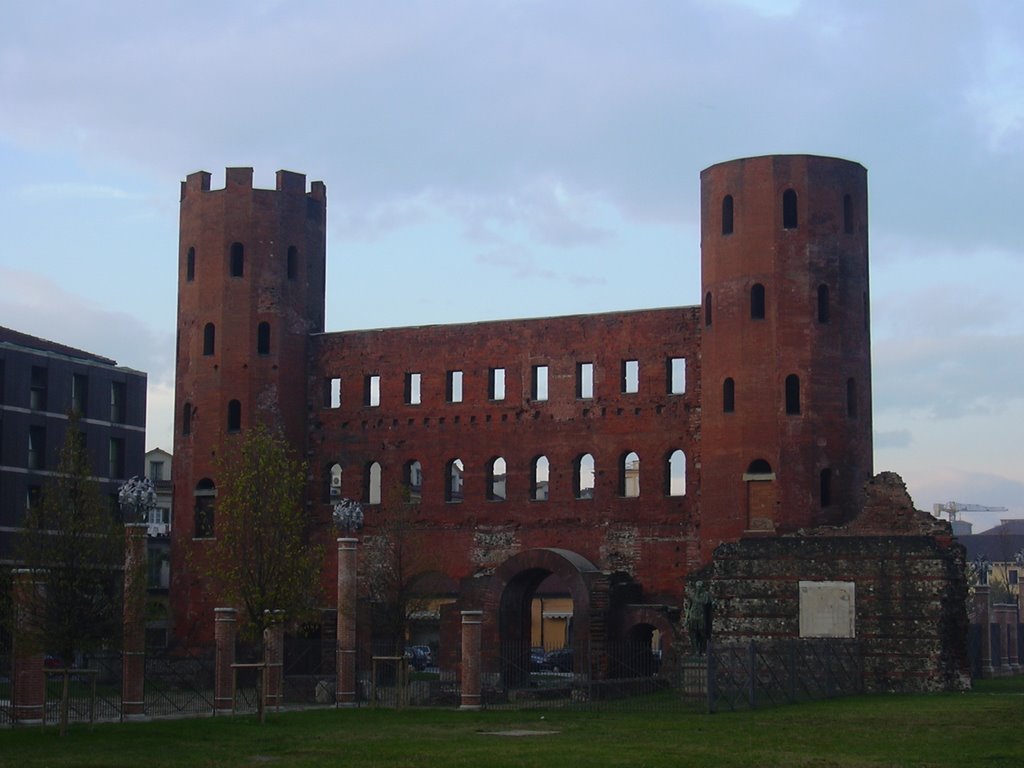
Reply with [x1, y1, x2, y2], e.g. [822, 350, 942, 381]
[698, 155, 872, 547]
[170, 168, 326, 643]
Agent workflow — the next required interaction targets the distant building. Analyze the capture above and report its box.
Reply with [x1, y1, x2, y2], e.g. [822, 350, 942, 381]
[0, 326, 147, 563]
[144, 447, 173, 647]
[958, 520, 1024, 602]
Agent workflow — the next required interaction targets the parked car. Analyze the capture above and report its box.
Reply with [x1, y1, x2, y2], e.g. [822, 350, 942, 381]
[530, 647, 547, 671]
[404, 645, 433, 671]
[543, 647, 574, 673]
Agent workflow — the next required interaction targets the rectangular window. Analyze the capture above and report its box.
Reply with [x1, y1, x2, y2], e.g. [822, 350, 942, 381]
[405, 372, 422, 405]
[324, 377, 342, 409]
[577, 362, 594, 399]
[26, 485, 41, 511]
[110, 381, 126, 423]
[1010, 570, 1019, 586]
[446, 370, 463, 403]
[109, 437, 125, 479]
[72, 373, 89, 416]
[30, 366, 47, 411]
[622, 360, 639, 394]
[365, 375, 380, 407]
[489, 368, 506, 401]
[28, 426, 45, 470]
[668, 357, 686, 395]
[532, 365, 548, 401]
[148, 460, 164, 482]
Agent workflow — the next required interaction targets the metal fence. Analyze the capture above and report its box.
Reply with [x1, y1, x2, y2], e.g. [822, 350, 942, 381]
[0, 654, 11, 726]
[143, 645, 217, 717]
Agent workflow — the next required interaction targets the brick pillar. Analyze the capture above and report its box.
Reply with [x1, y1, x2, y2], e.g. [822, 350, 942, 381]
[336, 538, 358, 706]
[263, 610, 285, 711]
[460, 610, 483, 710]
[974, 585, 993, 677]
[1006, 606, 1020, 671]
[994, 604, 1017, 672]
[214, 607, 237, 714]
[11, 569, 45, 725]
[121, 523, 148, 720]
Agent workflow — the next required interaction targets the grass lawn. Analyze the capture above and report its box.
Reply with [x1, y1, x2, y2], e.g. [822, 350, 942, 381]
[1, 679, 1022, 768]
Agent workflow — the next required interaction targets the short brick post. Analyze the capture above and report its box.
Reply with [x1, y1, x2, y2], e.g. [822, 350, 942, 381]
[336, 538, 357, 706]
[974, 584, 993, 677]
[121, 523, 148, 720]
[460, 610, 483, 710]
[263, 610, 285, 711]
[11, 569, 45, 725]
[214, 607, 237, 714]
[1009, 604, 1021, 671]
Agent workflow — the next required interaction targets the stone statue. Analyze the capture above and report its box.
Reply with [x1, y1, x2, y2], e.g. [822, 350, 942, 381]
[685, 580, 713, 655]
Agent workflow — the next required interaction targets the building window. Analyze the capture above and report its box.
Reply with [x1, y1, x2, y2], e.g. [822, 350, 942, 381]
[194, 478, 216, 538]
[26, 485, 42, 512]
[366, 461, 382, 505]
[365, 375, 381, 407]
[722, 194, 734, 235]
[28, 426, 45, 470]
[230, 242, 244, 277]
[486, 457, 507, 501]
[846, 378, 857, 418]
[30, 366, 47, 411]
[446, 458, 464, 503]
[227, 399, 241, 432]
[531, 455, 549, 501]
[622, 360, 639, 394]
[750, 283, 766, 320]
[575, 453, 595, 500]
[186, 246, 195, 282]
[111, 381, 126, 423]
[843, 193, 853, 234]
[257, 322, 270, 355]
[820, 468, 832, 507]
[532, 365, 549, 401]
[785, 374, 801, 415]
[489, 368, 506, 401]
[1010, 570, 1019, 586]
[446, 370, 463, 403]
[577, 362, 594, 399]
[287, 245, 298, 280]
[405, 460, 422, 502]
[668, 357, 686, 395]
[148, 460, 164, 482]
[328, 463, 343, 500]
[723, 377, 735, 413]
[325, 377, 342, 408]
[203, 323, 215, 356]
[71, 373, 88, 416]
[621, 451, 640, 498]
[667, 449, 686, 496]
[109, 437, 125, 479]
[783, 188, 798, 229]
[182, 402, 193, 436]
[405, 373, 422, 405]
[704, 292, 713, 327]
[817, 284, 830, 323]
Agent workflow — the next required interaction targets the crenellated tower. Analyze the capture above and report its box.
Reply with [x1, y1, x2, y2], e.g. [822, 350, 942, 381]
[698, 155, 872, 546]
[170, 168, 326, 641]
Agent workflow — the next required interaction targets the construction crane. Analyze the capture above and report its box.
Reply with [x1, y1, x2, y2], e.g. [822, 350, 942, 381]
[932, 501, 1009, 523]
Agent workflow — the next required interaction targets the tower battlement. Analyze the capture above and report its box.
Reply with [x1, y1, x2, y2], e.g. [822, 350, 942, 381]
[180, 167, 326, 203]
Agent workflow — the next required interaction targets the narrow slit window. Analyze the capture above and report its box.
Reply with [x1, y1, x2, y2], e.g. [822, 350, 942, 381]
[405, 372, 422, 405]
[489, 368, 505, 401]
[750, 283, 766, 320]
[704, 292, 713, 327]
[785, 374, 801, 415]
[723, 377, 735, 413]
[257, 322, 271, 355]
[203, 323, 215, 356]
[721, 194, 734, 235]
[532, 365, 549, 401]
[820, 468, 832, 507]
[230, 242, 244, 277]
[817, 284, 830, 323]
[325, 377, 342, 409]
[668, 357, 686, 395]
[287, 245, 298, 280]
[186, 247, 195, 282]
[227, 399, 241, 431]
[577, 362, 594, 399]
[366, 375, 380, 407]
[447, 370, 463, 403]
[782, 189, 798, 229]
[622, 360, 639, 394]
[194, 479, 216, 538]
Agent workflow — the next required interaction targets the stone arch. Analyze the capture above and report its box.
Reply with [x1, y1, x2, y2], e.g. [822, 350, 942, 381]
[619, 604, 677, 677]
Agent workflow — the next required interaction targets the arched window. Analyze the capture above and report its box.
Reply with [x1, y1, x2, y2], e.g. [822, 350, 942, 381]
[287, 245, 298, 280]
[846, 378, 857, 418]
[487, 457, 507, 501]
[750, 283, 766, 320]
[667, 450, 686, 496]
[227, 399, 241, 431]
[194, 478, 216, 538]
[785, 375, 801, 415]
[721, 194, 734, 235]
[328, 463, 343, 501]
[203, 323, 215, 356]
[446, 459, 464, 503]
[704, 292, 712, 327]
[723, 377, 735, 413]
[257, 322, 270, 355]
[405, 460, 422, 503]
[366, 462, 382, 505]
[531, 455, 549, 501]
[843, 193, 853, 234]
[575, 453, 595, 500]
[745, 459, 773, 476]
[820, 468, 832, 506]
[621, 451, 640, 498]
[182, 402, 193, 436]
[230, 242, 244, 277]
[817, 284, 830, 323]
[782, 189, 798, 229]
[186, 247, 195, 282]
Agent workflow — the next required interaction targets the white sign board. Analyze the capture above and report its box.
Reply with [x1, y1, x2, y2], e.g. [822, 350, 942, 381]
[799, 581, 855, 638]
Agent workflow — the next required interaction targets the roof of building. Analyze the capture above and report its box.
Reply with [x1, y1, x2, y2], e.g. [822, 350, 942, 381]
[977, 519, 1024, 536]
[0, 325, 117, 366]
[958, 532, 1024, 563]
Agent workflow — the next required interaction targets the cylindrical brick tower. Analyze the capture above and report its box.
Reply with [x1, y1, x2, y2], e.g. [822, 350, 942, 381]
[699, 155, 872, 548]
[170, 168, 326, 643]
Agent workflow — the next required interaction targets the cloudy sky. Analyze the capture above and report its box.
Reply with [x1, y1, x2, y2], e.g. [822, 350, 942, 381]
[1, 0, 1022, 531]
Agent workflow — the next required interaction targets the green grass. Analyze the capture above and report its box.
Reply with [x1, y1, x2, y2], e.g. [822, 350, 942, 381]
[2, 680, 1022, 767]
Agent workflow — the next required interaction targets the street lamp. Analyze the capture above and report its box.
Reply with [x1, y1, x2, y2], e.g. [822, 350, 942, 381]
[333, 498, 364, 534]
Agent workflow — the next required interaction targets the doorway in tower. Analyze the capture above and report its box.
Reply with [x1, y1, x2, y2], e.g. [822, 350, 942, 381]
[743, 459, 777, 532]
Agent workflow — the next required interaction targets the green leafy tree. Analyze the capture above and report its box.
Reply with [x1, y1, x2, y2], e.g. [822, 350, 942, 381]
[203, 424, 323, 643]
